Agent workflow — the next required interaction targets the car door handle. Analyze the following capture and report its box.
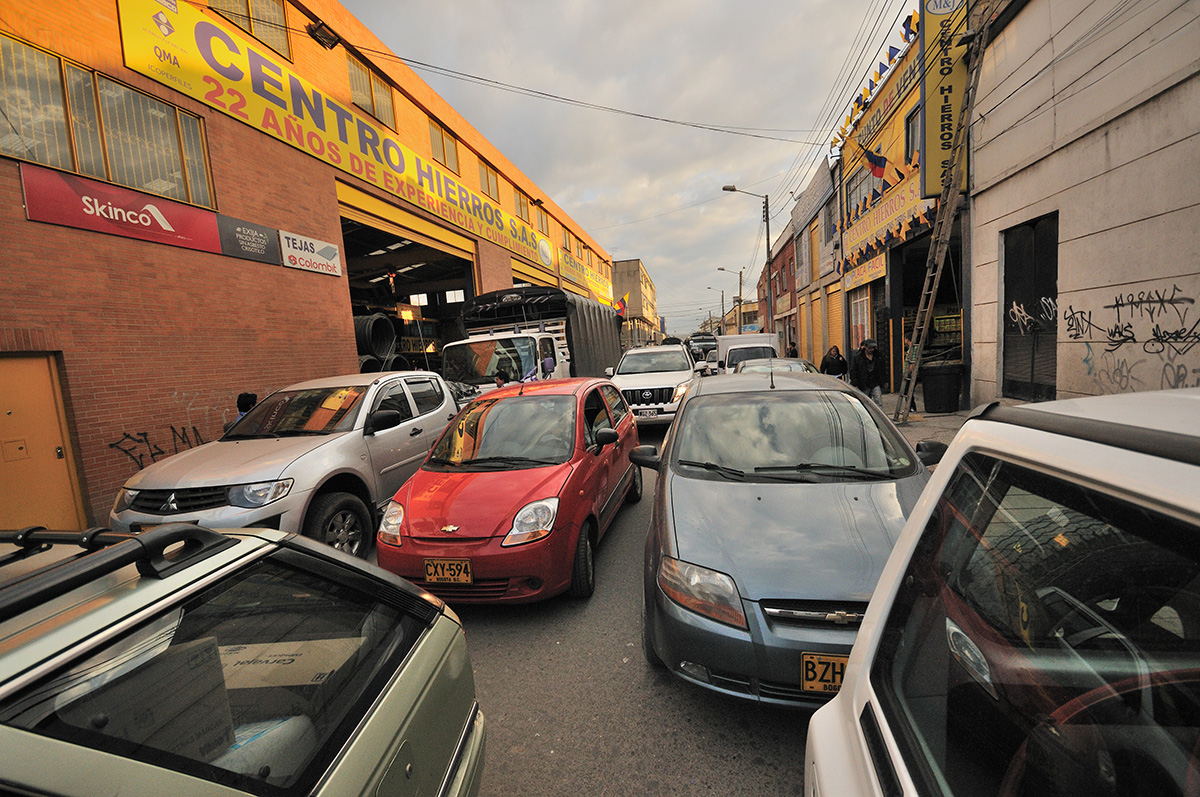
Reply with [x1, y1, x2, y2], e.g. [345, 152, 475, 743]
[410, 427, 423, 436]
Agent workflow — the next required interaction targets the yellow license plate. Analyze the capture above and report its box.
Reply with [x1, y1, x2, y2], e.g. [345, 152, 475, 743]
[802, 653, 848, 695]
[424, 558, 472, 584]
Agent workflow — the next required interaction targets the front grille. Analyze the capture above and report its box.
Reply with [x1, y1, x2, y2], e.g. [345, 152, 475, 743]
[622, 387, 673, 406]
[414, 578, 512, 601]
[760, 599, 869, 627]
[130, 487, 228, 514]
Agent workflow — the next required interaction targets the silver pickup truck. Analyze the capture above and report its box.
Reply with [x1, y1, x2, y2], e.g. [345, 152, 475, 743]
[109, 371, 458, 557]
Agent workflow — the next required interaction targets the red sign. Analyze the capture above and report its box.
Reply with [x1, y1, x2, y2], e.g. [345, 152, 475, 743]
[21, 164, 221, 253]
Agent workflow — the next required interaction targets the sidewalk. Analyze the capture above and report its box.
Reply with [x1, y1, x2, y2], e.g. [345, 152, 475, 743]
[879, 388, 974, 448]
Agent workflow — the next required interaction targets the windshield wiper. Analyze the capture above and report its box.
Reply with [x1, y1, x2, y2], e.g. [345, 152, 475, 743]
[677, 459, 745, 480]
[754, 463, 892, 480]
[223, 431, 278, 439]
[426, 456, 463, 466]
[463, 456, 560, 467]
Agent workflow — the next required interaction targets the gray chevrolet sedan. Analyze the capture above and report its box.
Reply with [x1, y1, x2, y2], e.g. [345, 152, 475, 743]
[632, 372, 943, 706]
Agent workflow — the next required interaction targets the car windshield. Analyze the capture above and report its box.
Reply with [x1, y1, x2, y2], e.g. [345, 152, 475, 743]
[673, 390, 915, 481]
[442, 336, 539, 385]
[427, 394, 576, 469]
[725, 346, 776, 368]
[0, 558, 424, 794]
[224, 386, 366, 438]
[616, 350, 691, 375]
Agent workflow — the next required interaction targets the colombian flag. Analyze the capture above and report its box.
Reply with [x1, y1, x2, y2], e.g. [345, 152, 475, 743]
[864, 148, 888, 178]
[615, 292, 628, 317]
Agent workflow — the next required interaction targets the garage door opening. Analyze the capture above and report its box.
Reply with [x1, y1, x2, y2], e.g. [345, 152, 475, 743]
[341, 217, 474, 373]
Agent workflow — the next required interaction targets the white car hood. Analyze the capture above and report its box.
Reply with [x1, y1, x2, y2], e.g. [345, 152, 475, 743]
[122, 434, 345, 488]
[611, 370, 693, 389]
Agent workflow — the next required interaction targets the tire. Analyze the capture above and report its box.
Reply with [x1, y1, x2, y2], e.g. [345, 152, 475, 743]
[625, 464, 643, 504]
[304, 492, 372, 558]
[568, 521, 596, 598]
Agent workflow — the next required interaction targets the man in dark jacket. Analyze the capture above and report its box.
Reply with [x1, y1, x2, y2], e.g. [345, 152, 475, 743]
[849, 338, 887, 407]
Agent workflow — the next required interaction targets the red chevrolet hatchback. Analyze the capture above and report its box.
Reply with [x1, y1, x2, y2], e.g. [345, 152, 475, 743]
[375, 378, 641, 603]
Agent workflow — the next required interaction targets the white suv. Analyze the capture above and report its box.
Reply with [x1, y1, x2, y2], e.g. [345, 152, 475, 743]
[606, 345, 697, 426]
[805, 389, 1200, 797]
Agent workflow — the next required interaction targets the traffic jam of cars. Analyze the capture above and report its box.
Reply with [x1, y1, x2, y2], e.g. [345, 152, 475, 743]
[5, 319, 1200, 796]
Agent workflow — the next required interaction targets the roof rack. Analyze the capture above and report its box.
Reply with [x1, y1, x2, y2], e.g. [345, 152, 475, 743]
[0, 524, 238, 624]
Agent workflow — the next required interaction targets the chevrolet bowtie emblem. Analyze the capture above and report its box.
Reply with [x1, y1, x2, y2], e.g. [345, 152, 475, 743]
[441, 525, 460, 533]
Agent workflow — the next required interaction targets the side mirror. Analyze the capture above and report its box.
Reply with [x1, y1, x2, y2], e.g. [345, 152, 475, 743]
[365, 409, 402, 435]
[693, 362, 707, 373]
[629, 445, 661, 469]
[595, 427, 620, 449]
[916, 440, 948, 466]
[604, 366, 614, 377]
[717, 360, 726, 369]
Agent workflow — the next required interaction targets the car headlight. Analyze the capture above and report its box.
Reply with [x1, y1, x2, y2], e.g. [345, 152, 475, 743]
[227, 479, 293, 508]
[502, 497, 559, 547]
[112, 487, 139, 513]
[672, 381, 690, 403]
[378, 500, 405, 547]
[657, 556, 747, 629]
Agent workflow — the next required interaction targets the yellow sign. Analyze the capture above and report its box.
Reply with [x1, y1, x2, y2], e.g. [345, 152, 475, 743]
[846, 251, 887, 290]
[922, 0, 970, 198]
[559, 250, 588, 288]
[117, 0, 544, 262]
[844, 171, 932, 254]
[584, 261, 613, 303]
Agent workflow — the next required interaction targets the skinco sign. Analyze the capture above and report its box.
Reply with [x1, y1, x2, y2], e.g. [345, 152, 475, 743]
[117, 0, 545, 264]
[21, 164, 288, 265]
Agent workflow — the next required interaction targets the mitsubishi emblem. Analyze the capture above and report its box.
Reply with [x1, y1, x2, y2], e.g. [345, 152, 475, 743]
[161, 492, 179, 512]
[441, 524, 460, 533]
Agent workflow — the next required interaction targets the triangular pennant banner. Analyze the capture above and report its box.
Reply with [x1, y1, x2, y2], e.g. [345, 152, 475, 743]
[888, 46, 900, 63]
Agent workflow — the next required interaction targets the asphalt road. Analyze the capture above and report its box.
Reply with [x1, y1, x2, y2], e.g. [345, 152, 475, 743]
[452, 428, 810, 797]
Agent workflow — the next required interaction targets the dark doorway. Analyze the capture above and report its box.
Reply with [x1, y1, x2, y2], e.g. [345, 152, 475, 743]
[1002, 213, 1058, 401]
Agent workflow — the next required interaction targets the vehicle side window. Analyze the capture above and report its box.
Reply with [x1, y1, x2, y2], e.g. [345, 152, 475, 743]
[374, 381, 414, 420]
[582, 389, 612, 446]
[0, 558, 427, 795]
[872, 451, 1200, 796]
[406, 378, 444, 416]
[600, 384, 629, 426]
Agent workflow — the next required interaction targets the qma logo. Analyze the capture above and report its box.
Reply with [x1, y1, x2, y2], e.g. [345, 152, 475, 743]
[925, 0, 963, 14]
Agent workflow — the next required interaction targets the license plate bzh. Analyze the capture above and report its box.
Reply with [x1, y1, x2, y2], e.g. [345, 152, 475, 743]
[424, 558, 472, 584]
[801, 652, 848, 694]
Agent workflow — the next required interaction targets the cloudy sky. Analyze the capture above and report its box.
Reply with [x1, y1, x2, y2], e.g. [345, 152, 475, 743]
[342, 0, 913, 334]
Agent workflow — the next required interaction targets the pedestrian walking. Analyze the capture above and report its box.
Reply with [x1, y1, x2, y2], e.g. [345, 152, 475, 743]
[849, 338, 887, 407]
[819, 346, 848, 379]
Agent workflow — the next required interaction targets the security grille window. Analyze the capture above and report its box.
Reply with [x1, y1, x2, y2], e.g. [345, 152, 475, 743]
[823, 198, 835, 242]
[515, 190, 531, 222]
[1002, 213, 1058, 401]
[904, 106, 922, 165]
[209, 0, 290, 59]
[347, 55, 394, 129]
[428, 120, 458, 173]
[0, 34, 213, 207]
[479, 160, 500, 200]
[537, 207, 550, 235]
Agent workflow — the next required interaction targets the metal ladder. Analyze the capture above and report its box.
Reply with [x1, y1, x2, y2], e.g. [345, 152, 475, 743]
[893, 2, 996, 424]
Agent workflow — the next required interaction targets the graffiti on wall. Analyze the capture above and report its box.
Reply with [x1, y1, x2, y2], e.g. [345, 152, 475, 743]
[1064, 282, 1200, 393]
[108, 389, 238, 469]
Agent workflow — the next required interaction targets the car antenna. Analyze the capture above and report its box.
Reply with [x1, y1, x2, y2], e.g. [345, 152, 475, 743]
[770, 368, 776, 390]
[518, 378, 525, 396]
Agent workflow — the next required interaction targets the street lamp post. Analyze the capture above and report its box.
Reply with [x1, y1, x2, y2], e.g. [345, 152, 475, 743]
[722, 185, 770, 336]
[707, 287, 725, 335]
[718, 266, 744, 334]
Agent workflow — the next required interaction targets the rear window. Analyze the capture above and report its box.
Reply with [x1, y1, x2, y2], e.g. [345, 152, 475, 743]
[873, 452, 1200, 796]
[0, 557, 427, 796]
[726, 346, 776, 368]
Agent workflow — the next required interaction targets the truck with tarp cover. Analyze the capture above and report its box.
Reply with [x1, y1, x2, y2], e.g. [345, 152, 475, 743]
[441, 286, 623, 389]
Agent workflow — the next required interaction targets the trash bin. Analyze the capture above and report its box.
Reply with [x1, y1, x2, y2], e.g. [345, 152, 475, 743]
[921, 361, 962, 413]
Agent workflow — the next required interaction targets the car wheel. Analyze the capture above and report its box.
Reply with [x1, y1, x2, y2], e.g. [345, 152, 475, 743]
[304, 492, 372, 558]
[568, 521, 596, 598]
[625, 464, 643, 504]
[642, 595, 665, 669]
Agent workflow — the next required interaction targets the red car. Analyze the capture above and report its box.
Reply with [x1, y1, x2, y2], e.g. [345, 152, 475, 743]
[375, 378, 641, 603]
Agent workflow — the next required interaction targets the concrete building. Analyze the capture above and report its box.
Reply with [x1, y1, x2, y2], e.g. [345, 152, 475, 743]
[791, 160, 845, 365]
[613, 258, 661, 348]
[970, 0, 1200, 402]
[1, 0, 613, 526]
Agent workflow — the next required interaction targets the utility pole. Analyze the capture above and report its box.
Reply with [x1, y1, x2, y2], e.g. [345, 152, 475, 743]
[722, 186, 769, 336]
